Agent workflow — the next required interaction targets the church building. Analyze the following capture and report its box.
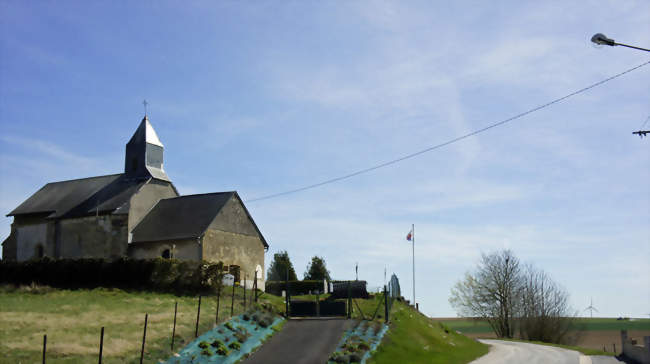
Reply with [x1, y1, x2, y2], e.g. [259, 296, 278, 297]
[2, 116, 268, 287]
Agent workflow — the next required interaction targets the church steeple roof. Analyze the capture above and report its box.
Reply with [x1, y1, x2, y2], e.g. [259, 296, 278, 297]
[124, 116, 170, 182]
[128, 116, 164, 147]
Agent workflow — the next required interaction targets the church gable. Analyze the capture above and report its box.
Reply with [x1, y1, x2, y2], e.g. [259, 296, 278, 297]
[208, 194, 267, 248]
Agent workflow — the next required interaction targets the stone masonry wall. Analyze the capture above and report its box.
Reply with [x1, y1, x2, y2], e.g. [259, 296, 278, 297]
[202, 229, 265, 289]
[128, 238, 200, 261]
[58, 215, 129, 259]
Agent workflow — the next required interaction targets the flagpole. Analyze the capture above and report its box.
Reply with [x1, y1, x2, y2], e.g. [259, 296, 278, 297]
[412, 223, 415, 309]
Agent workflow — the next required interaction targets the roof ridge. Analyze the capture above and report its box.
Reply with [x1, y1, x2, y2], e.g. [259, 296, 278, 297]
[160, 191, 235, 200]
[45, 173, 123, 185]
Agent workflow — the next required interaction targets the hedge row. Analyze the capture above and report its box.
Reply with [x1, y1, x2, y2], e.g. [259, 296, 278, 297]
[265, 280, 327, 296]
[331, 280, 369, 299]
[0, 257, 224, 294]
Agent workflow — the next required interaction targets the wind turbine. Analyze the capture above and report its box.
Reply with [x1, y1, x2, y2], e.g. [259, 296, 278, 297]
[585, 297, 598, 318]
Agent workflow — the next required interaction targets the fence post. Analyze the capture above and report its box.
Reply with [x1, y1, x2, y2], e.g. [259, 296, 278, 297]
[140, 313, 148, 364]
[171, 302, 177, 351]
[231, 281, 236, 316]
[243, 274, 247, 309]
[195, 296, 202, 338]
[316, 292, 320, 318]
[216, 286, 221, 324]
[347, 281, 351, 319]
[42, 334, 46, 364]
[384, 285, 389, 323]
[254, 271, 258, 303]
[98, 327, 104, 364]
[613, 343, 616, 353]
[285, 269, 290, 318]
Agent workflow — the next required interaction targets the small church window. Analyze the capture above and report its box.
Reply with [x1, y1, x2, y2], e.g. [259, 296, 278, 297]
[161, 249, 171, 259]
[35, 245, 44, 258]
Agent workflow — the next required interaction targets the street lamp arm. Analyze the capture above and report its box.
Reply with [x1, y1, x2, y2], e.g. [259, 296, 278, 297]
[614, 42, 650, 52]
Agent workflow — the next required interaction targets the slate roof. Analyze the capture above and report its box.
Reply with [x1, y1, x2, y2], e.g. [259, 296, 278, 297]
[130, 192, 268, 248]
[8, 174, 157, 219]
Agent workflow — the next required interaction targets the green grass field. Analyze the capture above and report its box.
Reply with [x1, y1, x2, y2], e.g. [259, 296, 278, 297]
[0, 285, 284, 364]
[439, 317, 650, 334]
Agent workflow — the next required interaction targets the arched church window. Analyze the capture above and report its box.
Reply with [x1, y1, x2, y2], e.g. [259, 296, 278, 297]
[161, 249, 171, 259]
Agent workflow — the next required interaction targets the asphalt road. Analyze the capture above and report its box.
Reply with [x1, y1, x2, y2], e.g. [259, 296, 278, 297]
[471, 340, 622, 364]
[241, 318, 354, 364]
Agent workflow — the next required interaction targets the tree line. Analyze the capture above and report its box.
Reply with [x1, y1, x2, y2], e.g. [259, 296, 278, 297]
[449, 249, 578, 344]
[266, 251, 331, 282]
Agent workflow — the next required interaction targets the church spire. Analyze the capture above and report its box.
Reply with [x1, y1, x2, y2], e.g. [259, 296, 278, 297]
[124, 116, 170, 181]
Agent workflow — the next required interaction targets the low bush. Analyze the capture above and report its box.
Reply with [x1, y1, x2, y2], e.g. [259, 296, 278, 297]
[234, 328, 251, 343]
[216, 345, 229, 356]
[201, 348, 213, 356]
[228, 341, 241, 350]
[265, 280, 326, 296]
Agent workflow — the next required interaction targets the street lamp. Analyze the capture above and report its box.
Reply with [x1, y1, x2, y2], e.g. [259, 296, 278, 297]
[591, 33, 650, 52]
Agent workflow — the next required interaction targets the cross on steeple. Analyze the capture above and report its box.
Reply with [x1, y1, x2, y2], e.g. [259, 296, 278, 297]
[143, 100, 149, 117]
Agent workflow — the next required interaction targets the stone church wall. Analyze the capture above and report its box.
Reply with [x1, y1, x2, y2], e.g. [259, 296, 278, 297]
[2, 214, 54, 261]
[128, 180, 178, 234]
[208, 196, 258, 236]
[15, 222, 49, 261]
[202, 228, 265, 289]
[58, 215, 129, 259]
[128, 238, 200, 261]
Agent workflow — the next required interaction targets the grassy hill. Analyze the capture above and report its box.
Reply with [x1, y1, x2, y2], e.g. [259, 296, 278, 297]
[366, 299, 488, 364]
[0, 284, 284, 363]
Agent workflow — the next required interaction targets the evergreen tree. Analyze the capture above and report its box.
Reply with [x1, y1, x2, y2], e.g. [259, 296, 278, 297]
[303, 256, 331, 281]
[267, 250, 298, 281]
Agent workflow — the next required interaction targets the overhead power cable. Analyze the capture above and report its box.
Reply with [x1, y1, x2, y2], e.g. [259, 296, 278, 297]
[247, 60, 650, 203]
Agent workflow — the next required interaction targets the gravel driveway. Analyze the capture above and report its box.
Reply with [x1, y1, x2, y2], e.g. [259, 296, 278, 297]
[471, 340, 622, 364]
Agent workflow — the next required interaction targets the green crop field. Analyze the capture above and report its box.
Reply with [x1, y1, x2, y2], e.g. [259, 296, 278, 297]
[438, 317, 650, 334]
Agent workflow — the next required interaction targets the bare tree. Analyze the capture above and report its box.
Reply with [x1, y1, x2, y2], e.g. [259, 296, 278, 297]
[449, 250, 522, 338]
[519, 265, 577, 344]
[450, 249, 578, 344]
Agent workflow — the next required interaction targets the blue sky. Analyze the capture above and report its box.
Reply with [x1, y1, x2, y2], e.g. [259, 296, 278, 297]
[1, 1, 648, 318]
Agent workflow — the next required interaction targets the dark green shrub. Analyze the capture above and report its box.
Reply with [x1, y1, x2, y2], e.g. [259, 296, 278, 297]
[210, 339, 224, 348]
[0, 258, 223, 294]
[198, 341, 209, 349]
[358, 341, 370, 351]
[234, 328, 250, 343]
[348, 352, 363, 363]
[333, 354, 350, 363]
[228, 341, 241, 350]
[201, 348, 213, 356]
[216, 345, 229, 356]
[224, 322, 235, 331]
